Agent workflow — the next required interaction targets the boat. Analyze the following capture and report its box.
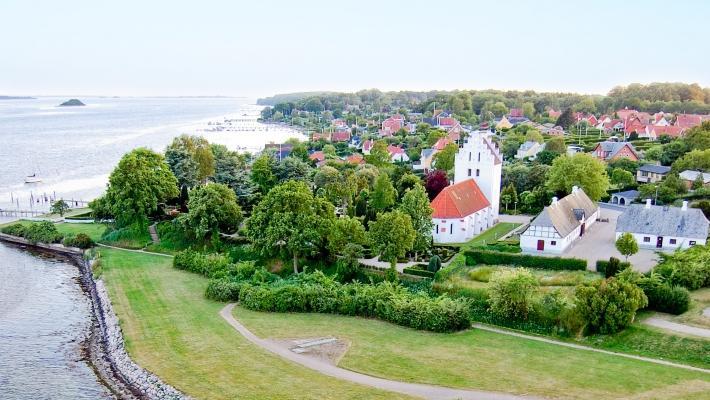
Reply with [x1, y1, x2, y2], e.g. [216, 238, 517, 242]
[25, 173, 41, 183]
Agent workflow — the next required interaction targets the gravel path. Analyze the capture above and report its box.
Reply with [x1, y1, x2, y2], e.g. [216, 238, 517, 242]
[643, 317, 710, 339]
[96, 243, 173, 257]
[220, 304, 540, 400]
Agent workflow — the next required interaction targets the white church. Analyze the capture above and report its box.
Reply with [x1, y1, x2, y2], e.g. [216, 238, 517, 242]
[431, 130, 502, 243]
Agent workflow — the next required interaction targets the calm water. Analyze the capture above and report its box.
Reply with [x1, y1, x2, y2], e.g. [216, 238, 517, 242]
[0, 242, 113, 399]
[0, 96, 303, 211]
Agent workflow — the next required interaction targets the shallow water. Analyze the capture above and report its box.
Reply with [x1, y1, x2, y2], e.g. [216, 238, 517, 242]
[0, 242, 114, 399]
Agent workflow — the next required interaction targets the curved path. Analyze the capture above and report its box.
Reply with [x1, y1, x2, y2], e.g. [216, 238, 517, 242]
[220, 304, 539, 400]
[643, 317, 710, 339]
[96, 243, 173, 257]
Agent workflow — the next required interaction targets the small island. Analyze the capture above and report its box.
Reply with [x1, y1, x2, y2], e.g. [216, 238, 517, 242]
[59, 98, 85, 107]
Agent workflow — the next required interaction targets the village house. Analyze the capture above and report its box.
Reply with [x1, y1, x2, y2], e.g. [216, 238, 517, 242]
[520, 186, 599, 254]
[515, 141, 545, 160]
[547, 108, 562, 119]
[495, 116, 513, 130]
[417, 148, 436, 171]
[431, 130, 502, 243]
[616, 200, 709, 250]
[379, 114, 405, 136]
[308, 151, 325, 163]
[609, 190, 639, 206]
[679, 170, 710, 189]
[263, 143, 293, 161]
[590, 141, 639, 162]
[636, 164, 671, 183]
[638, 125, 686, 140]
[361, 139, 374, 155]
[387, 144, 409, 162]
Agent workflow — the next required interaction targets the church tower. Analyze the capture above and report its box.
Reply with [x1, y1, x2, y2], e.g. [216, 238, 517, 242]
[453, 130, 502, 220]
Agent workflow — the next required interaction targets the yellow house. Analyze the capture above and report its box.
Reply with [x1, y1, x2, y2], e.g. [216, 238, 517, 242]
[496, 116, 513, 130]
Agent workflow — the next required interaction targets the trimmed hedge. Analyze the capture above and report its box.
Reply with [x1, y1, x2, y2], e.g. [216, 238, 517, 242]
[464, 249, 587, 271]
[596, 259, 631, 276]
[638, 280, 691, 315]
[403, 265, 435, 278]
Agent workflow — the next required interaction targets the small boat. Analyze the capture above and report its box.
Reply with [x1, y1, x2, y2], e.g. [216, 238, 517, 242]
[25, 173, 41, 183]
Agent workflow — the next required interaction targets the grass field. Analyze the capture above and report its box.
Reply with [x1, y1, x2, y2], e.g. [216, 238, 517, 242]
[98, 247, 709, 400]
[449, 222, 520, 248]
[98, 248, 407, 400]
[236, 307, 710, 400]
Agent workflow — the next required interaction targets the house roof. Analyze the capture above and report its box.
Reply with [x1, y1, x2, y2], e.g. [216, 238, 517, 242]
[309, 151, 325, 162]
[431, 179, 490, 219]
[421, 148, 435, 158]
[616, 204, 709, 239]
[638, 164, 671, 174]
[387, 144, 405, 155]
[679, 170, 710, 183]
[519, 141, 541, 151]
[433, 137, 452, 151]
[529, 188, 598, 237]
[362, 139, 374, 151]
[594, 141, 638, 160]
[614, 190, 639, 199]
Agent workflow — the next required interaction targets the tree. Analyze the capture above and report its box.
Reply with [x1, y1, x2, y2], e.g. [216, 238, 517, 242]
[684, 121, 710, 151]
[245, 180, 334, 274]
[102, 148, 178, 227]
[428, 255, 442, 272]
[322, 144, 337, 158]
[546, 154, 610, 201]
[545, 136, 566, 154]
[500, 183, 518, 212]
[47, 199, 69, 217]
[611, 168, 635, 188]
[182, 183, 242, 239]
[535, 150, 559, 165]
[166, 135, 214, 183]
[488, 268, 539, 320]
[274, 157, 312, 184]
[660, 140, 690, 166]
[522, 102, 535, 119]
[692, 174, 705, 190]
[555, 108, 575, 129]
[671, 149, 710, 173]
[575, 278, 647, 334]
[524, 129, 544, 144]
[368, 210, 415, 268]
[165, 147, 199, 189]
[397, 173, 422, 198]
[425, 169, 449, 199]
[644, 145, 663, 162]
[433, 143, 458, 171]
[327, 216, 368, 255]
[336, 243, 364, 282]
[615, 233, 638, 261]
[370, 173, 397, 212]
[251, 153, 277, 193]
[398, 184, 433, 259]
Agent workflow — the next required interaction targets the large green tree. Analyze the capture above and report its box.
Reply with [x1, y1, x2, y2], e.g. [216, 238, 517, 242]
[245, 180, 334, 273]
[433, 143, 458, 171]
[398, 184, 433, 259]
[182, 183, 242, 239]
[103, 148, 179, 227]
[546, 153, 610, 201]
[251, 153, 277, 193]
[327, 216, 368, 255]
[165, 135, 215, 183]
[370, 172, 397, 212]
[368, 210, 415, 268]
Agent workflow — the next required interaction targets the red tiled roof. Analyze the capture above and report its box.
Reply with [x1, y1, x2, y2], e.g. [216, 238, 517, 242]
[433, 137, 452, 151]
[649, 125, 686, 138]
[431, 179, 490, 218]
[509, 108, 523, 118]
[332, 131, 351, 142]
[363, 139, 374, 151]
[675, 114, 704, 129]
[346, 153, 364, 164]
[387, 144, 405, 155]
[309, 151, 325, 162]
[438, 117, 457, 126]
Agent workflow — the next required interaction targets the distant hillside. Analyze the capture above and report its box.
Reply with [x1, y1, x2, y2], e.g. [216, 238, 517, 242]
[59, 98, 86, 107]
[257, 92, 340, 105]
[0, 95, 35, 100]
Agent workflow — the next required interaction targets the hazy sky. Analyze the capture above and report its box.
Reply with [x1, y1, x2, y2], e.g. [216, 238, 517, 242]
[1, 0, 708, 98]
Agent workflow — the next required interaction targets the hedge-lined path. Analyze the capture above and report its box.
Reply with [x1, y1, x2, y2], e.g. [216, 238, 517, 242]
[148, 223, 160, 244]
[96, 243, 173, 257]
[472, 323, 710, 374]
[220, 304, 540, 400]
[642, 317, 710, 339]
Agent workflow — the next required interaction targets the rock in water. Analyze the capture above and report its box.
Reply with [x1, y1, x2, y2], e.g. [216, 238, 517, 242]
[59, 98, 85, 106]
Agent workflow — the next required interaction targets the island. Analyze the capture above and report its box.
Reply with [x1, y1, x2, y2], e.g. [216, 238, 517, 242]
[59, 98, 85, 107]
[0, 95, 35, 100]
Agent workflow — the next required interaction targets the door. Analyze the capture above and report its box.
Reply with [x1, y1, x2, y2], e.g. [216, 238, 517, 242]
[656, 236, 663, 248]
[537, 240, 545, 251]
[580, 223, 585, 237]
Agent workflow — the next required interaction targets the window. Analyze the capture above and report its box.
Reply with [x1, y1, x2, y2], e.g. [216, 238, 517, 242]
[467, 169, 472, 176]
[690, 241, 697, 245]
[669, 239, 677, 245]
[550, 241, 557, 245]
[468, 152, 471, 161]
[476, 169, 480, 177]
[643, 237, 650, 243]
[478, 152, 481, 161]
[436, 225, 439, 234]
[449, 223, 453, 234]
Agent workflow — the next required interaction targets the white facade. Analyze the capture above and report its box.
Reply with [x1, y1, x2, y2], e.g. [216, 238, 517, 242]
[453, 131, 502, 220]
[520, 210, 598, 254]
[433, 207, 494, 244]
[614, 231, 706, 250]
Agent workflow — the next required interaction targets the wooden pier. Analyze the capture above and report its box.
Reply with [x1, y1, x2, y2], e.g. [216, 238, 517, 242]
[0, 209, 46, 217]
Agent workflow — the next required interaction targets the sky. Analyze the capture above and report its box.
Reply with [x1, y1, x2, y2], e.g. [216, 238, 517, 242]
[1, 0, 708, 98]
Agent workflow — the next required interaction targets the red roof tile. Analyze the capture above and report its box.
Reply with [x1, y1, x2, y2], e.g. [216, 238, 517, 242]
[431, 179, 490, 218]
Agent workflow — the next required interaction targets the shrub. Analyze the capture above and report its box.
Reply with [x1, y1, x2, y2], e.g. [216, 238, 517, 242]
[654, 246, 710, 290]
[596, 257, 631, 277]
[172, 249, 231, 278]
[1, 223, 26, 237]
[464, 249, 586, 271]
[575, 278, 648, 334]
[22, 221, 63, 244]
[63, 233, 95, 249]
[468, 266, 494, 282]
[638, 276, 690, 315]
[428, 255, 442, 272]
[205, 279, 247, 302]
[488, 268, 538, 320]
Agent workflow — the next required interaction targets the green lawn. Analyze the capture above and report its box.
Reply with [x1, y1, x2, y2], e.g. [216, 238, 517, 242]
[236, 308, 710, 400]
[98, 248, 408, 400]
[1, 220, 108, 242]
[448, 222, 520, 248]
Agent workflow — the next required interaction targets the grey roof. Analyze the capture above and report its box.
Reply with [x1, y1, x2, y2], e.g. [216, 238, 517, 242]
[638, 164, 671, 174]
[529, 188, 599, 237]
[421, 148, 435, 158]
[614, 190, 639, 199]
[596, 141, 638, 160]
[679, 170, 710, 183]
[518, 141, 540, 151]
[616, 204, 709, 239]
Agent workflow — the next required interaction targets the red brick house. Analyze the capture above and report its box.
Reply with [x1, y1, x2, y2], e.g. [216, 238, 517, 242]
[591, 141, 639, 162]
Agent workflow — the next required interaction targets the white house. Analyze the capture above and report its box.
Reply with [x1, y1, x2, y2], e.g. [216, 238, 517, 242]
[520, 186, 599, 254]
[616, 200, 709, 250]
[515, 141, 545, 160]
[431, 130, 502, 244]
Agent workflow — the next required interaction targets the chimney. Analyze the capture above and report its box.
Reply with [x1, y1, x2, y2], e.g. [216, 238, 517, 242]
[572, 185, 579, 194]
[682, 201, 688, 211]
[645, 199, 652, 209]
[551, 197, 558, 205]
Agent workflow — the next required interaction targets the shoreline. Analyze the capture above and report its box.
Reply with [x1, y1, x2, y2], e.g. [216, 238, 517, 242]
[0, 235, 188, 400]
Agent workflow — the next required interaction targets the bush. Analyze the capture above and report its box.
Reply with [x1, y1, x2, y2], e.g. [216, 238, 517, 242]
[428, 255, 442, 272]
[488, 268, 538, 320]
[638, 277, 690, 315]
[575, 278, 648, 334]
[1, 223, 26, 237]
[654, 246, 710, 290]
[468, 266, 494, 282]
[596, 257, 631, 277]
[172, 249, 231, 278]
[464, 249, 586, 271]
[63, 233, 95, 249]
[205, 279, 247, 302]
[12, 221, 64, 244]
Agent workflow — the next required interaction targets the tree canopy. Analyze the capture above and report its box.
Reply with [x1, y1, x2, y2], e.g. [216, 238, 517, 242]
[182, 183, 242, 240]
[546, 154, 610, 201]
[368, 210, 415, 267]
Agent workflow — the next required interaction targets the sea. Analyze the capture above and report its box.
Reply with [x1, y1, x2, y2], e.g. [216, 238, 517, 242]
[0, 96, 304, 399]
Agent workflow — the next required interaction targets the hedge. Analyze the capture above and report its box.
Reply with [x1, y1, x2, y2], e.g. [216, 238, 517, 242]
[595, 259, 631, 276]
[62, 233, 95, 249]
[1, 222, 63, 244]
[464, 249, 587, 271]
[402, 265, 435, 278]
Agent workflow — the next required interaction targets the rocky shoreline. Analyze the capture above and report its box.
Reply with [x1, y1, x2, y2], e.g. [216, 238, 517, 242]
[0, 235, 188, 400]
